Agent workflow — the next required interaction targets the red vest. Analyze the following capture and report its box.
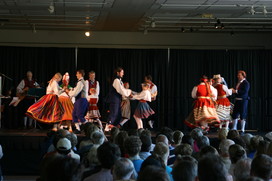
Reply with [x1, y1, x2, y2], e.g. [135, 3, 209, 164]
[214, 84, 226, 97]
[88, 80, 97, 95]
[24, 79, 36, 99]
[196, 85, 209, 97]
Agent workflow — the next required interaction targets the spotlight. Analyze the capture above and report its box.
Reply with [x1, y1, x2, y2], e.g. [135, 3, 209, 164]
[263, 6, 268, 16]
[85, 31, 91, 37]
[48, 2, 55, 14]
[250, 6, 255, 15]
[32, 24, 37, 33]
[151, 21, 156, 28]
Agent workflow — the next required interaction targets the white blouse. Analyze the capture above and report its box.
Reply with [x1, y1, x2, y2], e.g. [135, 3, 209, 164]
[133, 90, 152, 102]
[46, 80, 62, 96]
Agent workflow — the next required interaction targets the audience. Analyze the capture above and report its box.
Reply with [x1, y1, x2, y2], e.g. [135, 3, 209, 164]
[139, 132, 152, 160]
[172, 160, 197, 181]
[172, 130, 184, 147]
[229, 144, 247, 179]
[113, 158, 136, 181]
[250, 154, 272, 181]
[234, 158, 252, 181]
[137, 165, 170, 181]
[87, 131, 105, 165]
[219, 139, 235, 171]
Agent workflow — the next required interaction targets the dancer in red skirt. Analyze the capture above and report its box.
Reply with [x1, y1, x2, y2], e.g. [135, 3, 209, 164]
[26, 73, 64, 129]
[213, 74, 232, 129]
[184, 75, 220, 131]
[132, 83, 155, 129]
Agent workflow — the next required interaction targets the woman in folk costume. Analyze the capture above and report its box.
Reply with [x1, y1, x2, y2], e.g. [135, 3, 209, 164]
[213, 74, 232, 130]
[26, 73, 64, 127]
[132, 83, 155, 129]
[184, 75, 220, 131]
[85, 71, 102, 129]
[58, 72, 74, 132]
[119, 82, 131, 127]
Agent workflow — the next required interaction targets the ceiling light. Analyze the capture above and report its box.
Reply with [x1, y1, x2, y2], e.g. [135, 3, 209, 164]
[151, 21, 156, 28]
[85, 31, 91, 37]
[263, 6, 268, 16]
[250, 6, 255, 15]
[48, 2, 55, 14]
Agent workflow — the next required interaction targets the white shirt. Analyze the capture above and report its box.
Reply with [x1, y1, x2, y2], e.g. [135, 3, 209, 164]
[46, 80, 62, 96]
[191, 83, 218, 100]
[133, 90, 152, 102]
[16, 79, 39, 94]
[86, 80, 100, 101]
[68, 78, 87, 98]
[113, 78, 132, 97]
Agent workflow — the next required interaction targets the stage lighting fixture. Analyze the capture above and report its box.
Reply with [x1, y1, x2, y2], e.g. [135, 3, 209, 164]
[151, 21, 156, 28]
[250, 6, 255, 15]
[85, 31, 91, 37]
[48, 2, 55, 14]
[263, 6, 268, 16]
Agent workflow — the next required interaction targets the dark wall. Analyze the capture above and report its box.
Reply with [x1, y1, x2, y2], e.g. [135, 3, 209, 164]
[0, 46, 271, 131]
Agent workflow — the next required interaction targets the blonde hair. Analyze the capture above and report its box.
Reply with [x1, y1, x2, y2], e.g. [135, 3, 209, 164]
[49, 72, 62, 85]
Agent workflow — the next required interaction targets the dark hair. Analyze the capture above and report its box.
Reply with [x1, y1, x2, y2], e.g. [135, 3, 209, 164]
[114, 67, 123, 75]
[173, 130, 184, 145]
[41, 156, 81, 181]
[238, 70, 246, 78]
[140, 154, 165, 172]
[198, 154, 227, 181]
[196, 136, 210, 149]
[138, 165, 170, 181]
[200, 75, 208, 82]
[114, 131, 128, 156]
[124, 136, 142, 157]
[145, 75, 152, 81]
[53, 129, 72, 148]
[229, 144, 247, 164]
[250, 154, 272, 181]
[174, 143, 193, 156]
[182, 134, 194, 147]
[140, 134, 152, 152]
[227, 130, 240, 139]
[199, 146, 218, 158]
[172, 160, 197, 181]
[97, 142, 121, 169]
[77, 69, 85, 77]
[157, 127, 174, 144]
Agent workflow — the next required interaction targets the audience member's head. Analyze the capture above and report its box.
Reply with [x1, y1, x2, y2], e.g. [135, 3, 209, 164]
[138, 165, 170, 181]
[56, 138, 72, 155]
[69, 133, 78, 149]
[229, 144, 247, 164]
[196, 135, 210, 150]
[97, 142, 121, 169]
[158, 127, 174, 144]
[255, 140, 270, 157]
[153, 142, 169, 165]
[174, 143, 193, 156]
[241, 133, 254, 151]
[113, 158, 135, 181]
[114, 131, 128, 156]
[250, 154, 272, 181]
[53, 129, 71, 149]
[172, 160, 197, 181]
[173, 130, 184, 146]
[234, 158, 252, 181]
[110, 127, 120, 142]
[218, 128, 229, 140]
[86, 124, 99, 139]
[219, 139, 235, 157]
[182, 135, 194, 147]
[140, 154, 165, 172]
[124, 136, 142, 157]
[173, 155, 198, 167]
[190, 128, 203, 140]
[227, 130, 240, 140]
[128, 129, 139, 137]
[264, 132, 272, 142]
[199, 146, 218, 158]
[156, 134, 169, 145]
[250, 135, 264, 151]
[140, 133, 152, 152]
[91, 131, 105, 145]
[232, 137, 247, 149]
[198, 154, 228, 181]
[41, 156, 81, 181]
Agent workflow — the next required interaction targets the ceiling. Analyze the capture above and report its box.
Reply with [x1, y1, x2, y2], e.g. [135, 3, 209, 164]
[1, 0, 272, 33]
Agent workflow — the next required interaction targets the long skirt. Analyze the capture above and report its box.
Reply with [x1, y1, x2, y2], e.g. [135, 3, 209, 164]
[216, 98, 231, 122]
[26, 94, 64, 123]
[58, 96, 73, 121]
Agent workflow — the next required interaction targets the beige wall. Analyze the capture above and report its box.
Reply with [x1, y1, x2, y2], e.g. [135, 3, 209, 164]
[0, 30, 272, 49]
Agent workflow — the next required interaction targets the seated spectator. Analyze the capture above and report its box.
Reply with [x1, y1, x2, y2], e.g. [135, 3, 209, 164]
[218, 128, 229, 140]
[113, 158, 136, 181]
[110, 127, 120, 143]
[114, 131, 129, 157]
[56, 138, 80, 162]
[198, 154, 230, 181]
[156, 134, 169, 145]
[255, 140, 270, 157]
[79, 123, 99, 149]
[168, 143, 193, 165]
[40, 155, 81, 181]
[153, 142, 173, 181]
[138, 165, 170, 181]
[124, 136, 143, 173]
[84, 142, 121, 181]
[172, 130, 184, 148]
[250, 154, 272, 181]
[173, 155, 197, 168]
[219, 139, 235, 171]
[196, 136, 210, 150]
[250, 136, 264, 159]
[227, 130, 240, 140]
[234, 158, 252, 181]
[190, 128, 203, 152]
[181, 135, 194, 148]
[87, 131, 105, 166]
[199, 145, 218, 159]
[229, 144, 247, 178]
[172, 160, 197, 181]
[140, 154, 165, 172]
[139, 133, 152, 160]
[47, 129, 71, 153]
[264, 132, 272, 142]
[241, 133, 254, 157]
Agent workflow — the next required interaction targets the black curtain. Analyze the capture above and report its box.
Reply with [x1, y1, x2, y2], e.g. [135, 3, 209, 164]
[77, 48, 168, 128]
[0, 46, 76, 95]
[168, 49, 272, 131]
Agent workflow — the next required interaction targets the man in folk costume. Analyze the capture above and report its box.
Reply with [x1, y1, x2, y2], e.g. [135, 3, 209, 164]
[184, 75, 220, 131]
[85, 71, 102, 128]
[213, 74, 232, 130]
[231, 70, 250, 133]
[105, 67, 132, 131]
[67, 70, 88, 133]
[144, 75, 158, 128]
[17, 71, 39, 128]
